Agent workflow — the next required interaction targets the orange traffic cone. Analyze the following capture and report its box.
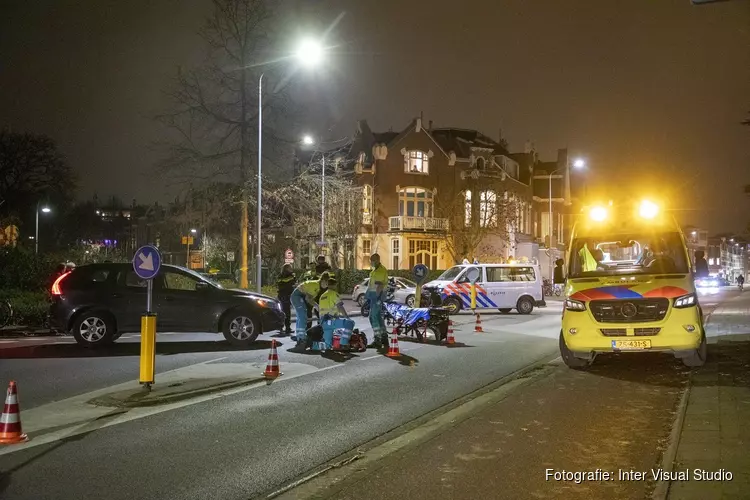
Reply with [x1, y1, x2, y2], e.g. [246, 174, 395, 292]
[474, 311, 484, 333]
[446, 319, 456, 345]
[0, 381, 28, 445]
[263, 340, 282, 379]
[386, 329, 401, 358]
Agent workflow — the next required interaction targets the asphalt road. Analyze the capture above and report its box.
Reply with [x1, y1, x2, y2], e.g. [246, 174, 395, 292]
[0, 303, 563, 499]
[0, 289, 734, 499]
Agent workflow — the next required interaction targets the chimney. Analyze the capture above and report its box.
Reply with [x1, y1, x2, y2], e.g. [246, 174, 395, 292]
[524, 140, 532, 153]
[415, 116, 422, 132]
[429, 120, 433, 131]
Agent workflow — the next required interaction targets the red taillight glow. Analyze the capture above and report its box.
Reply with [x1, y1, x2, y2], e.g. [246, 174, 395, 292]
[51, 272, 71, 296]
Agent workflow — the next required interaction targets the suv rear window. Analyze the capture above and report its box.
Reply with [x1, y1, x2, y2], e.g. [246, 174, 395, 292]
[66, 267, 114, 288]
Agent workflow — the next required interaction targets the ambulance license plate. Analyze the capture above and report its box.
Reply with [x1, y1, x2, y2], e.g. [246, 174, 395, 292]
[612, 340, 651, 350]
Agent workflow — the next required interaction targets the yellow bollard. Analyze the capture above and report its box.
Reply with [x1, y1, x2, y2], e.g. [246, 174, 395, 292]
[470, 283, 477, 311]
[139, 314, 157, 387]
[414, 284, 422, 308]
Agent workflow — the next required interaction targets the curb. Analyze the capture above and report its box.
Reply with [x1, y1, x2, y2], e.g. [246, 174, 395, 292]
[263, 353, 561, 500]
[88, 377, 266, 408]
[651, 379, 691, 500]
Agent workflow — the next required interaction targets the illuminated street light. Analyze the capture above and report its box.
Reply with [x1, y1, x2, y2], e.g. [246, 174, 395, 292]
[572, 158, 586, 169]
[296, 39, 324, 67]
[255, 37, 325, 292]
[302, 135, 315, 146]
[190, 228, 197, 234]
[35, 202, 52, 254]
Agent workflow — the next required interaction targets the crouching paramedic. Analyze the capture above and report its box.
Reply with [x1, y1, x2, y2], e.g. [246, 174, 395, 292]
[308, 276, 350, 348]
[290, 272, 330, 345]
[367, 253, 389, 347]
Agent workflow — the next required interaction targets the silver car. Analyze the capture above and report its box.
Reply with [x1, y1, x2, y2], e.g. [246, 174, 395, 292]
[351, 277, 420, 307]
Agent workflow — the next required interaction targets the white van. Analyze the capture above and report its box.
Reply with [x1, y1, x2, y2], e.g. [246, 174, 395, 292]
[424, 264, 546, 315]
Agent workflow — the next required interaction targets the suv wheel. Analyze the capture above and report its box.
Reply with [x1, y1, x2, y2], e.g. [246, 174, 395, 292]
[356, 294, 366, 306]
[72, 312, 116, 347]
[223, 311, 260, 347]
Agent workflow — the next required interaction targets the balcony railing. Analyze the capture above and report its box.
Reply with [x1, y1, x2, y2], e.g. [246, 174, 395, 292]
[389, 216, 449, 232]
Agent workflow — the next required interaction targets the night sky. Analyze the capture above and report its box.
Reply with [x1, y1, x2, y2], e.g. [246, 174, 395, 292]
[1, 0, 748, 232]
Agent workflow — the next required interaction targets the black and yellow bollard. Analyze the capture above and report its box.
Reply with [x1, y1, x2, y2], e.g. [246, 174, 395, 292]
[139, 313, 157, 390]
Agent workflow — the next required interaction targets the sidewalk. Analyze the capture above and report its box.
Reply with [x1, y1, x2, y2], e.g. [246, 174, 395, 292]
[667, 297, 750, 500]
[295, 355, 689, 499]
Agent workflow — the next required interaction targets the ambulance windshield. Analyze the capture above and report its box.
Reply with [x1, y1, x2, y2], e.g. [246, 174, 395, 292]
[569, 231, 689, 278]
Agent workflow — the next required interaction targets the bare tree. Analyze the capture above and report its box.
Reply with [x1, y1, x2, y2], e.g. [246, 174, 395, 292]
[157, 0, 299, 288]
[435, 176, 522, 264]
[268, 152, 363, 269]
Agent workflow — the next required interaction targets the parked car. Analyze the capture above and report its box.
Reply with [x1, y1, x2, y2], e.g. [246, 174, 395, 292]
[352, 277, 424, 307]
[49, 263, 284, 348]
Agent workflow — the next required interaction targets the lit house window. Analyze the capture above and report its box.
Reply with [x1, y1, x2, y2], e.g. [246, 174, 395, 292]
[479, 190, 497, 228]
[362, 185, 373, 224]
[399, 187, 434, 217]
[362, 239, 371, 256]
[405, 151, 429, 174]
[392, 239, 400, 270]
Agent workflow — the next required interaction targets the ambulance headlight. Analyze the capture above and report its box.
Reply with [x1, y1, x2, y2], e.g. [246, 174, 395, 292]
[639, 200, 659, 219]
[589, 206, 608, 222]
[565, 299, 586, 312]
[674, 293, 696, 309]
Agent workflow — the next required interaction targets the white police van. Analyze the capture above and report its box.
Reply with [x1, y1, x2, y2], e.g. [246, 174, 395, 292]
[424, 264, 545, 315]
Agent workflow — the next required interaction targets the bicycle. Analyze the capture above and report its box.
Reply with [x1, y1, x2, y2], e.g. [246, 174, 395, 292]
[0, 300, 13, 328]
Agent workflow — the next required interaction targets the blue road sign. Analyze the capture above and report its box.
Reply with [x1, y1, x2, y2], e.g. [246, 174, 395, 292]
[413, 264, 429, 284]
[133, 245, 161, 280]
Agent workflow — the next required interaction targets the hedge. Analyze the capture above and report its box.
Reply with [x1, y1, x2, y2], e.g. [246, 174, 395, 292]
[0, 289, 49, 327]
[0, 248, 62, 292]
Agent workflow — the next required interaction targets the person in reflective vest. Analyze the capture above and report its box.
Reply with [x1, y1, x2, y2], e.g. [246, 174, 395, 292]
[276, 263, 296, 336]
[290, 272, 330, 345]
[308, 276, 350, 348]
[366, 253, 389, 347]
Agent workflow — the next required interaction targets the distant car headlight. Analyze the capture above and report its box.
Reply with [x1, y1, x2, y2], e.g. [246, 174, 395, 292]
[565, 299, 586, 311]
[674, 293, 697, 309]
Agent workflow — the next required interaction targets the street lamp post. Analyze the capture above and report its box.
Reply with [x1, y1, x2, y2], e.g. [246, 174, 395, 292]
[255, 38, 323, 294]
[35, 201, 51, 254]
[302, 135, 326, 249]
[547, 158, 585, 279]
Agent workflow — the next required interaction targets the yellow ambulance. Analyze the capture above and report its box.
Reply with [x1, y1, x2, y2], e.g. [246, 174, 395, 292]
[559, 200, 705, 368]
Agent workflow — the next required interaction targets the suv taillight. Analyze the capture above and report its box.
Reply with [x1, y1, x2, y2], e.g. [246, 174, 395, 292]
[51, 272, 71, 296]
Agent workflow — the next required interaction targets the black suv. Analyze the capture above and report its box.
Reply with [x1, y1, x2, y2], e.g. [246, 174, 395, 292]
[49, 263, 284, 348]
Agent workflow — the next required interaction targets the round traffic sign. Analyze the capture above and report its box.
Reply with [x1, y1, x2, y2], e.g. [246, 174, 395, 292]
[466, 266, 480, 284]
[133, 245, 161, 280]
[413, 264, 429, 285]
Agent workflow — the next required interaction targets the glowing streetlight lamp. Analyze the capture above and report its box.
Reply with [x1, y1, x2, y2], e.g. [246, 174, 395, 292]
[35, 202, 52, 254]
[302, 135, 314, 146]
[296, 39, 324, 67]
[254, 38, 324, 292]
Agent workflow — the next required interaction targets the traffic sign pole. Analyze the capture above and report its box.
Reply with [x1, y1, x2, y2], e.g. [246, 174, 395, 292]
[133, 245, 161, 391]
[413, 264, 429, 308]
